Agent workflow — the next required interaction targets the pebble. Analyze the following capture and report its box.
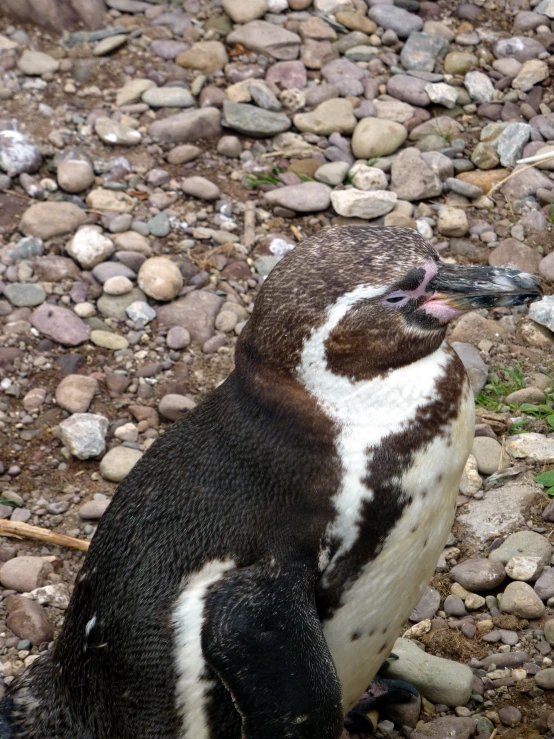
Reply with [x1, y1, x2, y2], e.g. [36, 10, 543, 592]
[176, 41, 229, 74]
[142, 87, 195, 108]
[95, 117, 141, 147]
[410, 587, 440, 622]
[126, 301, 156, 324]
[182, 177, 220, 201]
[217, 136, 242, 158]
[167, 144, 202, 164]
[138, 258, 183, 301]
[4, 283, 46, 308]
[222, 0, 267, 23]
[535, 569, 554, 601]
[20, 202, 87, 240]
[57, 155, 95, 193]
[67, 226, 114, 269]
[294, 99, 357, 136]
[513, 59, 549, 91]
[93, 35, 128, 56]
[500, 581, 545, 619]
[17, 50, 59, 75]
[450, 558, 506, 591]
[400, 32, 449, 72]
[227, 21, 301, 61]
[222, 102, 291, 137]
[535, 668, 554, 690]
[505, 556, 542, 582]
[530, 295, 554, 333]
[116, 79, 156, 107]
[159, 394, 197, 421]
[265, 183, 332, 213]
[55, 374, 98, 414]
[0, 130, 42, 175]
[495, 123, 531, 168]
[148, 213, 171, 238]
[99, 447, 143, 482]
[437, 207, 468, 237]
[148, 108, 222, 144]
[90, 330, 129, 351]
[505, 433, 554, 464]
[459, 454, 482, 495]
[367, 5, 423, 37]
[97, 288, 147, 320]
[387, 75, 431, 107]
[330, 189, 397, 219]
[31, 304, 90, 346]
[471, 437, 503, 475]
[157, 290, 223, 345]
[491, 530, 552, 567]
[78, 500, 110, 520]
[464, 71, 495, 104]
[103, 276, 133, 296]
[5, 596, 54, 645]
[167, 326, 191, 350]
[383, 638, 474, 707]
[59, 413, 108, 460]
[352, 118, 408, 158]
[0, 557, 47, 593]
[391, 148, 442, 200]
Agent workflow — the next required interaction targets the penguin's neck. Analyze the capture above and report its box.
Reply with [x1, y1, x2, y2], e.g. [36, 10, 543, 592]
[298, 331, 452, 442]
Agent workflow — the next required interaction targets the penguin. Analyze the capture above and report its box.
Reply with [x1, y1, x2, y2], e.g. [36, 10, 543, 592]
[1, 226, 542, 739]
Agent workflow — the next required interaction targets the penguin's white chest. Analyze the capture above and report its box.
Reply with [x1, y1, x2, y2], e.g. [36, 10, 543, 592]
[322, 385, 473, 711]
[299, 329, 474, 712]
[312, 362, 474, 712]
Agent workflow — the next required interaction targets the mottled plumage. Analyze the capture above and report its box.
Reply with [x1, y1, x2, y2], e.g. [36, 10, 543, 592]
[1, 227, 542, 739]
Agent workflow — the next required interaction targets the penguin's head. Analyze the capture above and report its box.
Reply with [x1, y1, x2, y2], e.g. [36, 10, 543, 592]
[237, 226, 542, 382]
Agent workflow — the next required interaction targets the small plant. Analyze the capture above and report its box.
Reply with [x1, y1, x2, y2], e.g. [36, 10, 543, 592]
[535, 470, 554, 496]
[549, 205, 554, 225]
[476, 364, 554, 431]
[0, 499, 23, 508]
[508, 419, 530, 435]
[244, 164, 282, 189]
[344, 167, 360, 186]
[475, 364, 526, 411]
[433, 111, 452, 145]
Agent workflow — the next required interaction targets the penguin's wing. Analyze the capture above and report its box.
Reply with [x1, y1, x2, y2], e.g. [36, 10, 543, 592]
[202, 557, 344, 739]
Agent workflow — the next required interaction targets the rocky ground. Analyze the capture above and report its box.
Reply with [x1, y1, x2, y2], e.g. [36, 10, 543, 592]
[0, 0, 553, 736]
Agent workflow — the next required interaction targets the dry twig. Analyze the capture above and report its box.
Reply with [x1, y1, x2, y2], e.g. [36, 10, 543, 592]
[0, 520, 90, 552]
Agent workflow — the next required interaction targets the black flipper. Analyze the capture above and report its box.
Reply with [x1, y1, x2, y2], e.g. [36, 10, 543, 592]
[203, 558, 344, 739]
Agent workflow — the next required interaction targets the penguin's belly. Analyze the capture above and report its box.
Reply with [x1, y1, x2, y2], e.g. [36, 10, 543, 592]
[321, 383, 474, 712]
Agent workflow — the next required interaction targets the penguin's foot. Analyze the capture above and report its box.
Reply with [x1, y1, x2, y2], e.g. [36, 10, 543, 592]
[344, 677, 419, 735]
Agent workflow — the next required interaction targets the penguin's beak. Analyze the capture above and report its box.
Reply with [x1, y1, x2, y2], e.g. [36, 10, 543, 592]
[425, 263, 543, 315]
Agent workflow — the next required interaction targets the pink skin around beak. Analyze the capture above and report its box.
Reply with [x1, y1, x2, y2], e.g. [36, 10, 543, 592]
[402, 261, 465, 323]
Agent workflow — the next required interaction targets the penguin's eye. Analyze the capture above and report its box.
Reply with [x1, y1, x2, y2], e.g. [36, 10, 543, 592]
[382, 292, 409, 308]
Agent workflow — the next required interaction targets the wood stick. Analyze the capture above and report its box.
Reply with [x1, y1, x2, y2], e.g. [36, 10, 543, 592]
[290, 224, 303, 241]
[0, 520, 90, 552]
[243, 201, 256, 250]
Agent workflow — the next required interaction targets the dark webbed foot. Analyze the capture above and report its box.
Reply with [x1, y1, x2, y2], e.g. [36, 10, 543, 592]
[344, 676, 419, 735]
